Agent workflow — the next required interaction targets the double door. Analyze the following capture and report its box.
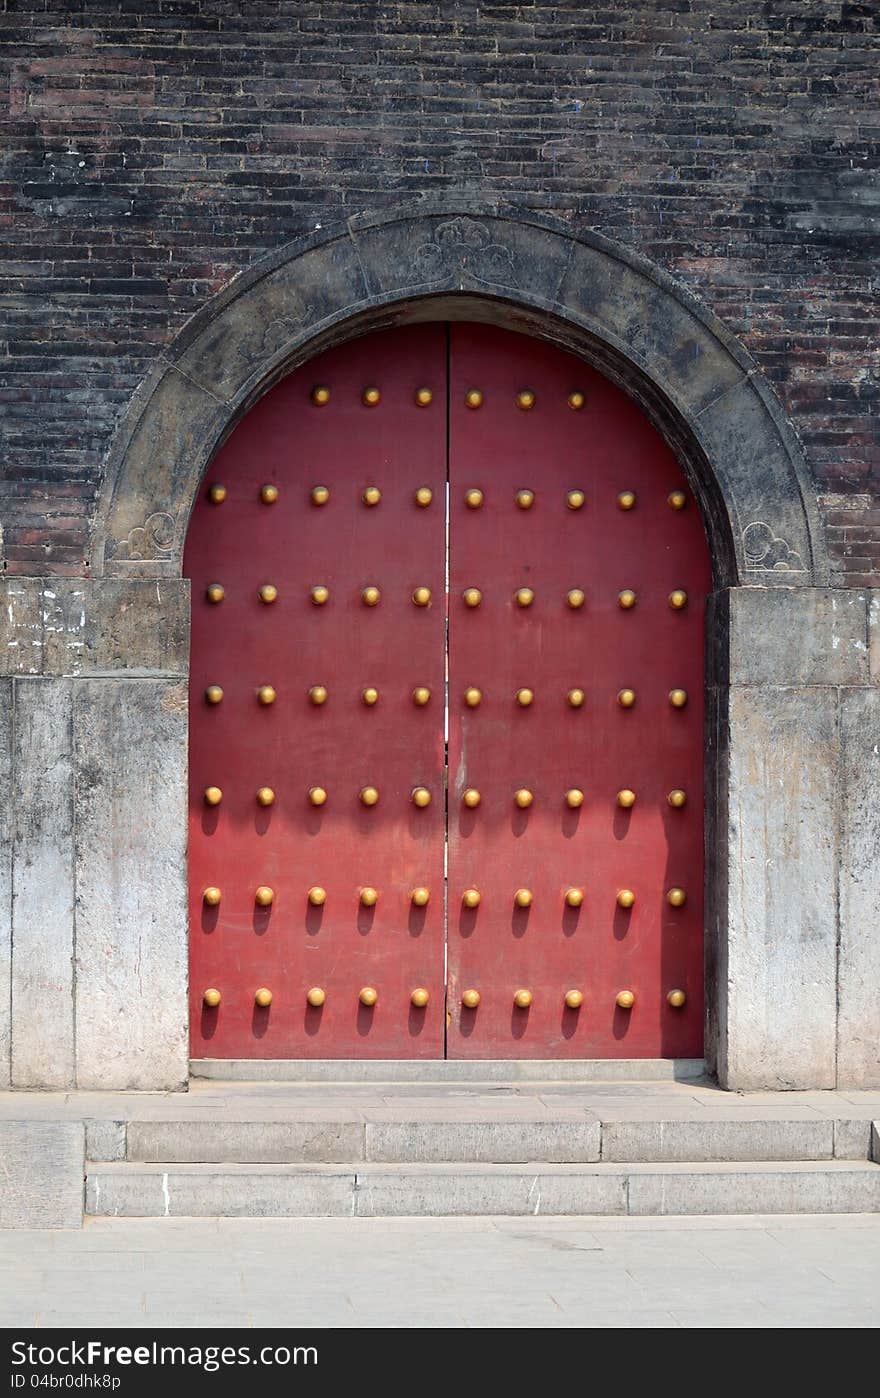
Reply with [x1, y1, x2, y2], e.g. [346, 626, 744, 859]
[187, 322, 708, 1059]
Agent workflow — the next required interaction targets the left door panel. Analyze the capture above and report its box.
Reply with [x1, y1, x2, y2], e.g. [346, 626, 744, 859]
[187, 325, 448, 1058]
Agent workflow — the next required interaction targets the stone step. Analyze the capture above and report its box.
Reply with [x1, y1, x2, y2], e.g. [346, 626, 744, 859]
[86, 1159, 880, 1219]
[103, 1115, 876, 1165]
[191, 1058, 707, 1082]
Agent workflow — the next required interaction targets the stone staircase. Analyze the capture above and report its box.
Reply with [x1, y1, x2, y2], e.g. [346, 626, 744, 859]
[82, 1082, 880, 1220]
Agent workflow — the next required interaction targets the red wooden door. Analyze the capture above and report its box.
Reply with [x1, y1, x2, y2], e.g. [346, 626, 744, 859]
[187, 325, 447, 1058]
[187, 322, 709, 1061]
[446, 325, 708, 1058]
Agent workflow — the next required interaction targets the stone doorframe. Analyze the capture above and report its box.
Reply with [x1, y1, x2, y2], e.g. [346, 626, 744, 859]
[3, 202, 876, 1091]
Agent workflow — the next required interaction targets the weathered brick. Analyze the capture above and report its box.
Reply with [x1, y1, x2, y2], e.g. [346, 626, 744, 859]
[0, 1, 876, 580]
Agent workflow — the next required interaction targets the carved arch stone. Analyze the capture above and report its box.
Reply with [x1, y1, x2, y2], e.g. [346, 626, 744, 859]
[93, 202, 827, 586]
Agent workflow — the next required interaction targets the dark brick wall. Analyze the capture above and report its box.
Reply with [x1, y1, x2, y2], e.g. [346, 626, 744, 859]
[1, 1, 877, 583]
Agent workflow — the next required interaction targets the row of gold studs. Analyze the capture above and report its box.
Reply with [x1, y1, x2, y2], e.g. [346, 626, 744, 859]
[202, 885, 686, 910]
[204, 582, 690, 609]
[203, 985, 687, 1010]
[206, 684, 689, 709]
[307, 385, 586, 411]
[208, 483, 688, 512]
[203, 785, 688, 810]
[304, 388, 587, 408]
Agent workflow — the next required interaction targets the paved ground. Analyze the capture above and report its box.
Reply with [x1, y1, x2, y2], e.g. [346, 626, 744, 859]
[1, 1214, 878, 1328]
[3, 1075, 880, 1125]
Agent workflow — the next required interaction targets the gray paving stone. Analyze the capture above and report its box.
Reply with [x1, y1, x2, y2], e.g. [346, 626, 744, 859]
[6, 1214, 880, 1327]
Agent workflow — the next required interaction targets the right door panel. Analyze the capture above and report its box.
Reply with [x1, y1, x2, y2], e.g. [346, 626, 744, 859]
[446, 323, 710, 1058]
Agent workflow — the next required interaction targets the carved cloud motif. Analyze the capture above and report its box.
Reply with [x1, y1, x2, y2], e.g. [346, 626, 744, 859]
[237, 309, 314, 365]
[413, 217, 517, 287]
[107, 511, 175, 562]
[742, 521, 804, 571]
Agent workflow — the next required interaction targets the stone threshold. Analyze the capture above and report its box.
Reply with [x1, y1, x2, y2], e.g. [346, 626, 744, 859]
[190, 1057, 708, 1083]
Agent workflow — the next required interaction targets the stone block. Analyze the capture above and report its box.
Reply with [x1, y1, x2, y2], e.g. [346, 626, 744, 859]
[558, 237, 745, 418]
[869, 591, 880, 684]
[72, 679, 188, 1090]
[0, 581, 43, 676]
[601, 1118, 833, 1163]
[100, 365, 227, 577]
[353, 1165, 627, 1217]
[695, 384, 817, 585]
[627, 1161, 880, 1216]
[42, 580, 190, 677]
[0, 580, 189, 677]
[173, 234, 369, 403]
[719, 686, 838, 1089]
[0, 1121, 84, 1228]
[126, 1120, 365, 1164]
[709, 587, 869, 688]
[86, 1164, 355, 1218]
[351, 211, 571, 309]
[85, 1119, 127, 1162]
[837, 687, 880, 1087]
[365, 1119, 601, 1164]
[189, 1057, 707, 1083]
[873, 1123, 879, 1163]
[0, 681, 10, 1086]
[834, 1119, 874, 1160]
[11, 679, 76, 1088]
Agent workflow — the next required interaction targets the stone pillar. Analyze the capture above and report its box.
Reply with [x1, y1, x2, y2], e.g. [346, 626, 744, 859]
[0, 579, 190, 1091]
[708, 587, 880, 1090]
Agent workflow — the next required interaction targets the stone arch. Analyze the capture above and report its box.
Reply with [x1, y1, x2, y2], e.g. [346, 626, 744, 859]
[92, 200, 827, 587]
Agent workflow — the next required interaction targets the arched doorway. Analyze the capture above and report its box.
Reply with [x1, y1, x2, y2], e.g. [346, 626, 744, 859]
[185, 321, 710, 1060]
